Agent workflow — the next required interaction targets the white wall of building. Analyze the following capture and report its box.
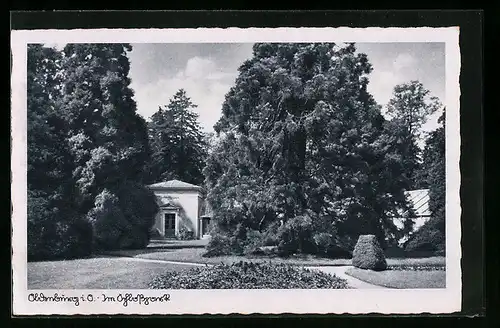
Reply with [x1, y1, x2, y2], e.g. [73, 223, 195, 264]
[152, 189, 201, 238]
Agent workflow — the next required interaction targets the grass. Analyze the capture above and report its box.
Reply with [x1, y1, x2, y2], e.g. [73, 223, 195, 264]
[111, 248, 353, 266]
[345, 267, 446, 289]
[106, 247, 446, 268]
[28, 256, 191, 289]
[385, 257, 446, 267]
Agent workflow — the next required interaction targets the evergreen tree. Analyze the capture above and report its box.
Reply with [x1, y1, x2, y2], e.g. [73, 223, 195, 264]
[204, 43, 411, 255]
[147, 89, 207, 185]
[58, 43, 157, 250]
[405, 111, 445, 253]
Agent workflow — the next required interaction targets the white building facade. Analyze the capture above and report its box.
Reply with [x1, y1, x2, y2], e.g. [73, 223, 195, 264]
[147, 180, 212, 240]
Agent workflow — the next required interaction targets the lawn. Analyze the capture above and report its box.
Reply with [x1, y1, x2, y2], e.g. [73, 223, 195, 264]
[28, 256, 191, 289]
[345, 267, 446, 289]
[108, 248, 353, 266]
[385, 257, 446, 268]
[106, 247, 446, 268]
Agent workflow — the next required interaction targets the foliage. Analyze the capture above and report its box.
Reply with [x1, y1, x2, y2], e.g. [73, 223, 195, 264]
[386, 81, 442, 188]
[149, 261, 349, 289]
[276, 214, 316, 255]
[27, 190, 93, 261]
[86, 182, 158, 250]
[405, 111, 445, 254]
[146, 89, 208, 185]
[204, 43, 412, 255]
[202, 232, 234, 257]
[27, 45, 91, 261]
[404, 217, 445, 254]
[313, 232, 353, 258]
[352, 234, 387, 271]
[386, 81, 442, 140]
[27, 44, 158, 259]
[177, 225, 196, 240]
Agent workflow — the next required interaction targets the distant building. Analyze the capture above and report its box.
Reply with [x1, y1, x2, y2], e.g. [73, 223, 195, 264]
[147, 180, 212, 240]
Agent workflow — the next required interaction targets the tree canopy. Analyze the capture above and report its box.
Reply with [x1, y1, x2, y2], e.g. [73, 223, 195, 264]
[204, 43, 413, 255]
[385, 81, 443, 188]
[27, 44, 158, 258]
[146, 89, 208, 185]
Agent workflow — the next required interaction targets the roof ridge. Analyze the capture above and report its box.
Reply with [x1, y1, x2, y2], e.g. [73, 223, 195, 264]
[147, 179, 202, 190]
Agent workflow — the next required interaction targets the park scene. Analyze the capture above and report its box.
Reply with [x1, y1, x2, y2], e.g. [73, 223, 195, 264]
[27, 42, 446, 290]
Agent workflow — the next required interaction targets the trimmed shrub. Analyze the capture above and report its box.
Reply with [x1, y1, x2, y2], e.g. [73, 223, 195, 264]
[352, 235, 387, 271]
[149, 261, 349, 289]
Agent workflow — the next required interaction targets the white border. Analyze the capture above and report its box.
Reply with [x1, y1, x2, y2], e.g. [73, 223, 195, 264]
[11, 27, 461, 315]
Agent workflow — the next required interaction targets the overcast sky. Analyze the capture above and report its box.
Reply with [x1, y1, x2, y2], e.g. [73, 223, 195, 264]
[127, 42, 445, 134]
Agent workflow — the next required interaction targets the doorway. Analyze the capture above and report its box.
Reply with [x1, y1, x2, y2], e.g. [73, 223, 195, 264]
[164, 213, 176, 237]
[201, 217, 211, 236]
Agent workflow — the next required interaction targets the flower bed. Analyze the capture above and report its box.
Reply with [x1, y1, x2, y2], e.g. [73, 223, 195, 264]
[387, 265, 446, 271]
[149, 261, 350, 289]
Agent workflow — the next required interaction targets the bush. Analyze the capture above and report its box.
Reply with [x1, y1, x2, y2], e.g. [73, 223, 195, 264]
[27, 191, 93, 261]
[404, 217, 445, 255]
[177, 226, 195, 240]
[203, 233, 233, 257]
[242, 229, 265, 255]
[352, 235, 387, 271]
[87, 183, 159, 250]
[312, 232, 353, 259]
[276, 215, 316, 256]
[149, 261, 349, 289]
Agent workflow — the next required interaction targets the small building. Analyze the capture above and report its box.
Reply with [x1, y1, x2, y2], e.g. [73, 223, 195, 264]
[147, 180, 212, 240]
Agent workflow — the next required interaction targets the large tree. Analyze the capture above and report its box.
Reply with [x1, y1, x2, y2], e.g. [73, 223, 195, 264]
[204, 43, 412, 255]
[405, 111, 446, 253]
[58, 43, 158, 250]
[27, 44, 92, 260]
[385, 81, 442, 188]
[147, 89, 207, 185]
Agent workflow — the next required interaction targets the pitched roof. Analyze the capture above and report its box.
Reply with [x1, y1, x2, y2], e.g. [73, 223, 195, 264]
[405, 189, 431, 217]
[147, 179, 202, 191]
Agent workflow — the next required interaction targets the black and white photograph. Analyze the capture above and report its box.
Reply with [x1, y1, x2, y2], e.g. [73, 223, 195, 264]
[11, 27, 462, 315]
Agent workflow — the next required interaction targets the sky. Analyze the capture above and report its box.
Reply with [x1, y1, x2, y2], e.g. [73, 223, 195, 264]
[127, 42, 445, 134]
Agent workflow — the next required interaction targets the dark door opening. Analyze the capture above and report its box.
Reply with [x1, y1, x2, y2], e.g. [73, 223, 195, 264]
[202, 217, 211, 236]
[164, 213, 176, 237]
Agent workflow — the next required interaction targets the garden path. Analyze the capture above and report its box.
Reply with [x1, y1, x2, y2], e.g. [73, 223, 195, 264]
[304, 266, 389, 289]
[113, 257, 389, 289]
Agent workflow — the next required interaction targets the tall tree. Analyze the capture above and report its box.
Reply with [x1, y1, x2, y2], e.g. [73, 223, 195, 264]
[424, 111, 445, 223]
[204, 43, 411, 255]
[27, 45, 92, 260]
[405, 110, 445, 253]
[147, 89, 207, 185]
[58, 43, 157, 250]
[385, 81, 442, 187]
